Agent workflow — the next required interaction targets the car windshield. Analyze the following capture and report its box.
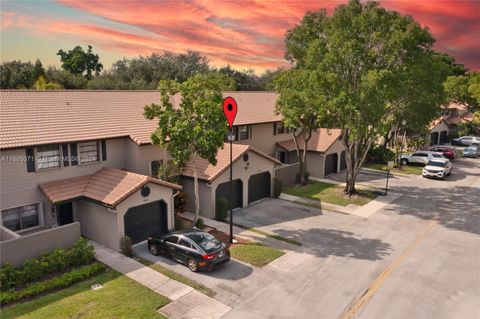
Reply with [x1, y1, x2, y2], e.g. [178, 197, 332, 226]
[465, 146, 477, 151]
[186, 232, 221, 252]
[427, 161, 446, 167]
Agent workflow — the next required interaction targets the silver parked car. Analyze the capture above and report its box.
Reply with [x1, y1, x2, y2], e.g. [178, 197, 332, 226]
[400, 151, 444, 166]
[451, 136, 480, 146]
[463, 145, 480, 158]
[422, 158, 452, 180]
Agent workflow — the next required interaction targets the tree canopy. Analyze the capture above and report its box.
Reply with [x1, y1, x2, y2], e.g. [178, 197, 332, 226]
[144, 73, 234, 222]
[57, 45, 103, 80]
[280, 0, 451, 194]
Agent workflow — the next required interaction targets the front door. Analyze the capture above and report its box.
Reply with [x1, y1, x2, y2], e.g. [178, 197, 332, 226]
[57, 202, 73, 226]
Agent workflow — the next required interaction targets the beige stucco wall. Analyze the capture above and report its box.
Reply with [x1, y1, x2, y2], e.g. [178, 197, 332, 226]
[0, 138, 127, 229]
[75, 200, 119, 251]
[0, 222, 81, 267]
[124, 140, 169, 176]
[180, 150, 277, 218]
[235, 123, 293, 156]
[181, 178, 213, 218]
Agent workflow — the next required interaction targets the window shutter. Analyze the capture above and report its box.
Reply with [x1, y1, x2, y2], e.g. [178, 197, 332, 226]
[62, 144, 69, 167]
[70, 143, 78, 165]
[101, 140, 107, 161]
[273, 123, 277, 135]
[26, 148, 35, 172]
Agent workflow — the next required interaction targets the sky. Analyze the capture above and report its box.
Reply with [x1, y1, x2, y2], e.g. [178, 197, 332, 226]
[1, 0, 479, 73]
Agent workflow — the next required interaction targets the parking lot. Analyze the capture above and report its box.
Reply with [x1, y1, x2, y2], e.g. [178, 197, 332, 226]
[137, 157, 480, 319]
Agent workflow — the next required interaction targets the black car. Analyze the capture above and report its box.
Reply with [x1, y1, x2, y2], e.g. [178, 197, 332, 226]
[147, 229, 230, 272]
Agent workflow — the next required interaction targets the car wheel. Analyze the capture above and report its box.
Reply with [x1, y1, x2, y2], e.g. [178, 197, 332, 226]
[149, 244, 159, 256]
[187, 258, 199, 272]
[441, 173, 446, 180]
[401, 159, 408, 166]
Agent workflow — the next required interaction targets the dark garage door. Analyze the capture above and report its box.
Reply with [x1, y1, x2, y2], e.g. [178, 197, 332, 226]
[124, 200, 168, 244]
[216, 179, 243, 210]
[325, 153, 338, 176]
[248, 172, 271, 204]
[439, 131, 448, 144]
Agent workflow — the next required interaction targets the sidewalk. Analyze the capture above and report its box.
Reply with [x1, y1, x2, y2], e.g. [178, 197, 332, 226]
[92, 242, 231, 319]
[279, 191, 399, 218]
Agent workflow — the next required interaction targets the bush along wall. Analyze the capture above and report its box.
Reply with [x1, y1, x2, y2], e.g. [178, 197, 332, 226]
[0, 237, 95, 291]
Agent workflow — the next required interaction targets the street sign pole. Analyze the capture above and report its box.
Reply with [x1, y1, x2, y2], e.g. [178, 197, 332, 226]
[229, 127, 233, 243]
[385, 161, 393, 196]
[223, 97, 238, 244]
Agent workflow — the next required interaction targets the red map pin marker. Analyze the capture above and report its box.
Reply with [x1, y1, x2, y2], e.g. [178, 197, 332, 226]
[223, 96, 238, 128]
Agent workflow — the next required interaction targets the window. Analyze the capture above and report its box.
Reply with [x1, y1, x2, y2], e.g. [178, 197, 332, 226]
[238, 125, 250, 140]
[36, 145, 61, 170]
[78, 141, 99, 164]
[412, 153, 427, 157]
[151, 160, 163, 178]
[164, 235, 179, 244]
[179, 239, 192, 248]
[1, 203, 41, 232]
[274, 122, 291, 135]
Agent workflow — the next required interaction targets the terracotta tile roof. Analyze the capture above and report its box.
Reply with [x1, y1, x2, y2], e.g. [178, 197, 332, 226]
[276, 128, 342, 153]
[428, 116, 450, 130]
[0, 90, 280, 149]
[429, 112, 474, 129]
[182, 144, 281, 183]
[38, 167, 181, 207]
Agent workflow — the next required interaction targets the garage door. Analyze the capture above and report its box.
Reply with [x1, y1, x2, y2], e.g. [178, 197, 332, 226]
[439, 131, 448, 144]
[124, 200, 168, 244]
[216, 179, 243, 210]
[248, 172, 271, 204]
[430, 132, 439, 145]
[325, 153, 338, 176]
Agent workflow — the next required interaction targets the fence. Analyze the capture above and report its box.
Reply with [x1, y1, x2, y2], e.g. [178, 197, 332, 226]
[275, 163, 300, 188]
[0, 222, 81, 266]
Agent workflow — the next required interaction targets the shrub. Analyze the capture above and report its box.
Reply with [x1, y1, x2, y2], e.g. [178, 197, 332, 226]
[215, 197, 229, 221]
[273, 178, 282, 198]
[0, 238, 95, 291]
[119, 236, 133, 257]
[195, 218, 205, 229]
[367, 145, 395, 163]
[0, 263, 17, 292]
[174, 217, 184, 231]
[0, 262, 106, 305]
[174, 191, 189, 213]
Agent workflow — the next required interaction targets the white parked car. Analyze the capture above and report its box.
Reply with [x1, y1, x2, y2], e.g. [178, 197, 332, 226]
[400, 151, 444, 166]
[451, 136, 480, 146]
[422, 159, 452, 180]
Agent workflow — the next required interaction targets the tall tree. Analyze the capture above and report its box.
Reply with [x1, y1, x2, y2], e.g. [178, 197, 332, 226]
[275, 69, 324, 185]
[57, 45, 103, 79]
[217, 66, 262, 91]
[444, 72, 480, 111]
[283, 0, 449, 195]
[144, 73, 235, 223]
[0, 60, 36, 89]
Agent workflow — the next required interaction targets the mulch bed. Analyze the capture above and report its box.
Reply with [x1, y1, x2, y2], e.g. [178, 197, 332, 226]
[207, 229, 249, 248]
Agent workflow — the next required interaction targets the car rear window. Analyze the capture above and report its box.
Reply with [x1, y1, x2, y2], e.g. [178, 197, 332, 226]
[428, 161, 446, 167]
[186, 233, 221, 252]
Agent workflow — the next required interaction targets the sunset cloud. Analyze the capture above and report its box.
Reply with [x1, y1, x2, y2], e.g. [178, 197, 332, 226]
[2, 0, 478, 72]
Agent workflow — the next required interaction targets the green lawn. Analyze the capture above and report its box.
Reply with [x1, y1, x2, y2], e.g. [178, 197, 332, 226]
[137, 258, 216, 297]
[0, 270, 169, 319]
[285, 181, 377, 207]
[230, 243, 285, 267]
[363, 163, 423, 175]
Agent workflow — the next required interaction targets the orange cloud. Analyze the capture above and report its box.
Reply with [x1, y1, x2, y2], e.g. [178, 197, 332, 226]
[5, 0, 479, 71]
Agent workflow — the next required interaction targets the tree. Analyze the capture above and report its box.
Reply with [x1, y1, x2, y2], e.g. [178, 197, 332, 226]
[217, 66, 262, 90]
[45, 67, 88, 89]
[57, 45, 103, 79]
[282, 0, 449, 195]
[144, 73, 235, 224]
[34, 76, 63, 90]
[259, 68, 284, 91]
[275, 69, 323, 185]
[444, 72, 480, 111]
[0, 60, 36, 89]
[33, 59, 45, 80]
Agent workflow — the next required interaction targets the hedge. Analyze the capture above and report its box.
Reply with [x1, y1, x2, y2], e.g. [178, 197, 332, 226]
[0, 238, 95, 291]
[0, 262, 106, 305]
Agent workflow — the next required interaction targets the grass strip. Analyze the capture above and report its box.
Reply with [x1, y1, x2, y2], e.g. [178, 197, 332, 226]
[137, 258, 216, 297]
